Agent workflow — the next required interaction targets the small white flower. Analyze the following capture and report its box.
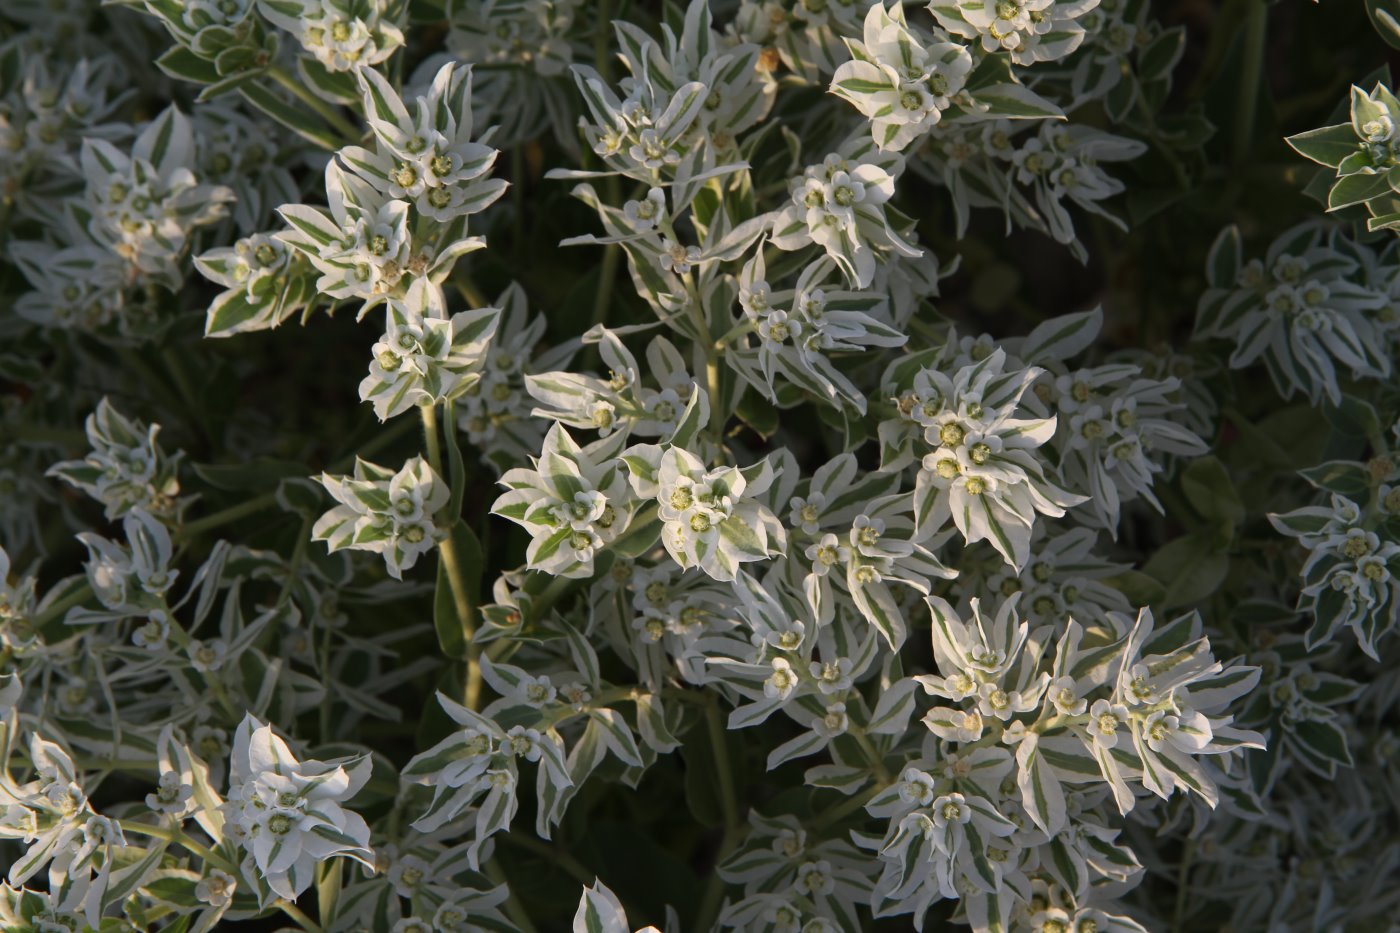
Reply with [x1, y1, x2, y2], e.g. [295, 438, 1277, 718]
[195, 868, 237, 907]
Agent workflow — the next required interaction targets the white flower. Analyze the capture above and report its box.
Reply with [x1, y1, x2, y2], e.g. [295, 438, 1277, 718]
[257, 0, 405, 71]
[764, 657, 798, 700]
[493, 424, 634, 578]
[343, 63, 508, 222]
[47, 398, 181, 520]
[652, 446, 786, 581]
[77, 106, 233, 287]
[313, 455, 449, 579]
[770, 146, 922, 288]
[195, 868, 237, 907]
[906, 349, 1085, 568]
[931, 0, 1100, 65]
[145, 771, 193, 815]
[1086, 698, 1128, 748]
[623, 187, 666, 231]
[188, 638, 229, 673]
[224, 714, 374, 902]
[359, 279, 501, 420]
[830, 3, 973, 151]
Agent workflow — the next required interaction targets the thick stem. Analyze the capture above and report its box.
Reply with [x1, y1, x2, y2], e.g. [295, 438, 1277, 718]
[694, 694, 743, 932]
[1233, 0, 1268, 167]
[420, 403, 483, 710]
[683, 275, 724, 439]
[850, 727, 892, 785]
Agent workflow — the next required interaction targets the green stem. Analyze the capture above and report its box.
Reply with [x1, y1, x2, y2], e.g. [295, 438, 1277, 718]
[810, 781, 887, 831]
[117, 820, 238, 874]
[694, 695, 743, 933]
[276, 515, 314, 609]
[850, 728, 891, 785]
[421, 403, 483, 710]
[265, 64, 362, 145]
[34, 583, 94, 634]
[683, 275, 724, 439]
[6, 425, 87, 447]
[182, 492, 280, 538]
[1233, 0, 1268, 167]
[590, 240, 622, 331]
[329, 415, 418, 472]
[1173, 838, 1196, 932]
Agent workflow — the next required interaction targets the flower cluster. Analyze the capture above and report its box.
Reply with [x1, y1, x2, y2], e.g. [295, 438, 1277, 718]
[3, 0, 1400, 930]
[313, 455, 447, 578]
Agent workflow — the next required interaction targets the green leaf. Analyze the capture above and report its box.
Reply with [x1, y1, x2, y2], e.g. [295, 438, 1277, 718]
[1327, 170, 1392, 211]
[1141, 529, 1228, 609]
[1297, 460, 1371, 497]
[736, 388, 780, 439]
[1325, 393, 1381, 440]
[1138, 27, 1185, 82]
[1180, 456, 1245, 529]
[156, 46, 219, 85]
[1285, 123, 1359, 169]
[1205, 226, 1241, 289]
[239, 81, 344, 151]
[192, 458, 308, 491]
[1292, 718, 1353, 768]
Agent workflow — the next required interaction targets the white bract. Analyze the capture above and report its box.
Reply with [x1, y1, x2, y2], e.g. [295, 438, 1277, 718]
[829, 3, 973, 152]
[643, 446, 787, 582]
[47, 398, 182, 521]
[312, 455, 447, 578]
[897, 348, 1085, 568]
[223, 714, 373, 903]
[770, 142, 922, 288]
[929, 0, 1101, 65]
[342, 63, 508, 222]
[257, 0, 405, 71]
[359, 278, 501, 420]
[77, 106, 233, 288]
[492, 424, 634, 578]
[1198, 224, 1392, 405]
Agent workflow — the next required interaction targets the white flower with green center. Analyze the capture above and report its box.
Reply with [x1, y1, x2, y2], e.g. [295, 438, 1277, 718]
[75, 508, 179, 613]
[732, 253, 908, 412]
[930, 0, 1100, 65]
[313, 455, 448, 579]
[359, 278, 501, 420]
[47, 397, 181, 521]
[195, 229, 316, 338]
[652, 446, 786, 582]
[341, 63, 508, 223]
[1085, 698, 1128, 748]
[1048, 360, 1209, 533]
[907, 348, 1084, 568]
[77, 105, 233, 289]
[1197, 224, 1391, 405]
[770, 144, 922, 288]
[1271, 492, 1400, 658]
[223, 714, 374, 903]
[830, 3, 973, 151]
[257, 0, 404, 71]
[492, 424, 634, 578]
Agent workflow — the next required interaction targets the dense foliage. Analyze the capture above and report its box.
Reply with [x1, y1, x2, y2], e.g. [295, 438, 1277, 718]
[1, 0, 1398, 931]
